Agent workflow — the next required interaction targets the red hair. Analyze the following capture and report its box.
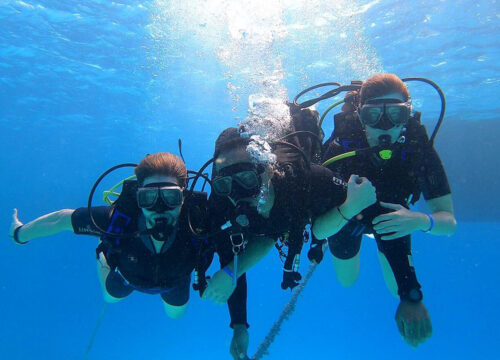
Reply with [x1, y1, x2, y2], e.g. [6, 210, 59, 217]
[134, 152, 187, 187]
[360, 73, 409, 104]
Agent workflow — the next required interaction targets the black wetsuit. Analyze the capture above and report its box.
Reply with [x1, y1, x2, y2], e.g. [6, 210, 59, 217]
[322, 113, 451, 300]
[72, 206, 200, 306]
[210, 164, 346, 326]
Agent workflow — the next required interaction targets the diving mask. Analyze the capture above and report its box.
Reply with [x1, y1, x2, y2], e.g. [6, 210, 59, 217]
[213, 163, 263, 199]
[359, 99, 411, 130]
[136, 182, 183, 212]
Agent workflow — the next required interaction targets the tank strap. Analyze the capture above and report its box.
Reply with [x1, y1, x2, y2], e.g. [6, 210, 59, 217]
[95, 210, 132, 265]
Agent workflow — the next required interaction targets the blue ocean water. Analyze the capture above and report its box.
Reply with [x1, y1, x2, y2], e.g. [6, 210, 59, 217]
[0, 0, 498, 359]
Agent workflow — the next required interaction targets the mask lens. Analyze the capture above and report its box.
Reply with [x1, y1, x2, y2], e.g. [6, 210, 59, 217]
[214, 163, 262, 199]
[386, 105, 409, 125]
[213, 176, 233, 196]
[159, 187, 183, 208]
[360, 106, 383, 126]
[233, 171, 259, 190]
[137, 188, 159, 209]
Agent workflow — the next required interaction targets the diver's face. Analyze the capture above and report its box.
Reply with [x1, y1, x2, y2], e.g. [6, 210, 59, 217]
[140, 174, 183, 229]
[362, 92, 406, 147]
[214, 148, 262, 206]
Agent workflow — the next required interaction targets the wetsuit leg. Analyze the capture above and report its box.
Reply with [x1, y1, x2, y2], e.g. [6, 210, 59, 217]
[328, 222, 364, 287]
[160, 278, 190, 319]
[375, 235, 421, 300]
[328, 221, 364, 259]
[105, 270, 134, 298]
[228, 274, 249, 328]
[160, 275, 191, 306]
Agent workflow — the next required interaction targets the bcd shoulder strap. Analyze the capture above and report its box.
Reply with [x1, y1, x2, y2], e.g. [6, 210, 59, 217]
[95, 180, 140, 265]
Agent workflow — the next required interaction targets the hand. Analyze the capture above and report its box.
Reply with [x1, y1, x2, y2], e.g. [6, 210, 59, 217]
[395, 300, 433, 347]
[341, 175, 377, 218]
[307, 239, 327, 264]
[201, 268, 235, 304]
[230, 324, 249, 360]
[281, 271, 302, 290]
[10, 208, 24, 241]
[372, 202, 429, 240]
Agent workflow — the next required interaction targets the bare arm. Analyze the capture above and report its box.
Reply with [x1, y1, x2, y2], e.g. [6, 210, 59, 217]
[372, 194, 457, 240]
[424, 194, 457, 235]
[201, 236, 275, 304]
[224, 236, 275, 277]
[313, 175, 377, 240]
[312, 203, 351, 240]
[10, 208, 75, 244]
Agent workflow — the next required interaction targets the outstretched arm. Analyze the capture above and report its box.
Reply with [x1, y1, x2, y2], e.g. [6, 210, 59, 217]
[9, 208, 75, 244]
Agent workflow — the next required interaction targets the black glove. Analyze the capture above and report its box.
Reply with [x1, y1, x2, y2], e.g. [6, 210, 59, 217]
[193, 275, 210, 296]
[307, 238, 327, 264]
[281, 270, 302, 290]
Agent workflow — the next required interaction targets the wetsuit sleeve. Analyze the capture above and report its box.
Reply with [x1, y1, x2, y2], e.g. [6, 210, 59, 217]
[228, 275, 249, 328]
[71, 206, 113, 236]
[308, 164, 347, 218]
[419, 146, 451, 200]
[375, 234, 422, 301]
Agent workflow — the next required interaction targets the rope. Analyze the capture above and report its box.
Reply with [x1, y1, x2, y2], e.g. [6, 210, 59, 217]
[251, 263, 318, 360]
[83, 302, 108, 360]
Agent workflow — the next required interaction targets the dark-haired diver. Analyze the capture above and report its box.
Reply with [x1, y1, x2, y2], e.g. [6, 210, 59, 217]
[310, 73, 457, 347]
[9, 152, 211, 319]
[201, 106, 374, 359]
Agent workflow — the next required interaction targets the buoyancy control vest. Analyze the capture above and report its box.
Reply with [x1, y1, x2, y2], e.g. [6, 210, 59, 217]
[270, 105, 325, 290]
[95, 180, 212, 290]
[323, 110, 431, 206]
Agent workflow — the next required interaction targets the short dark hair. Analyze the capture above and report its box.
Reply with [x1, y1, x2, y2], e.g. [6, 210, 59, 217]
[360, 73, 410, 104]
[213, 127, 250, 159]
[134, 152, 187, 187]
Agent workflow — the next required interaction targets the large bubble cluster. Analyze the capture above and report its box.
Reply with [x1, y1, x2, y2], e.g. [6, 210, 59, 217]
[149, 0, 384, 164]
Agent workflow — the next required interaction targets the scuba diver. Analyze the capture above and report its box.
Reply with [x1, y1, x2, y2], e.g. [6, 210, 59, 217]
[306, 73, 457, 347]
[9, 152, 211, 319]
[201, 106, 373, 359]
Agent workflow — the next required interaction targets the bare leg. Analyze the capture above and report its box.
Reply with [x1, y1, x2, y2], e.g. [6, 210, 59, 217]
[96, 252, 123, 304]
[162, 301, 188, 319]
[331, 251, 361, 287]
[377, 251, 398, 298]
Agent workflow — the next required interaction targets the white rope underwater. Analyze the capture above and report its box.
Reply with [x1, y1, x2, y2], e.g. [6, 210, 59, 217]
[83, 302, 108, 360]
[251, 262, 318, 360]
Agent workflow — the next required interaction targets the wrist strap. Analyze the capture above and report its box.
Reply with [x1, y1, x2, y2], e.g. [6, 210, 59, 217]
[13, 225, 28, 245]
[223, 266, 234, 280]
[422, 214, 434, 233]
[337, 206, 350, 221]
